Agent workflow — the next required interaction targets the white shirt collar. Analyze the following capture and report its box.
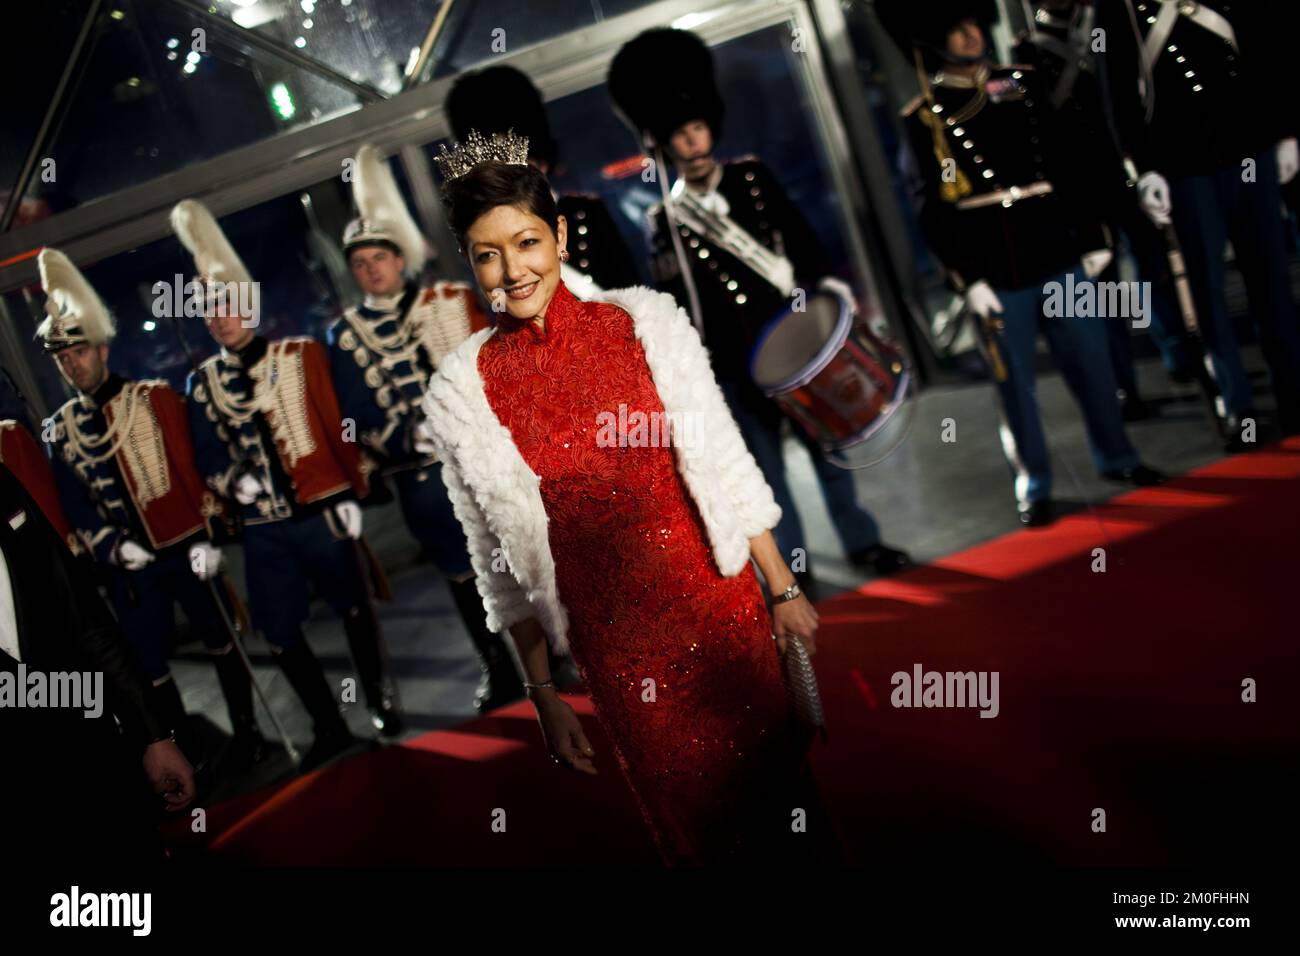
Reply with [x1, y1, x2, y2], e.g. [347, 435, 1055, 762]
[363, 289, 405, 312]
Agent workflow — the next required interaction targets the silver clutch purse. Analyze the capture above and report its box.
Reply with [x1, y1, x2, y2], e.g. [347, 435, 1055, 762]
[779, 634, 827, 741]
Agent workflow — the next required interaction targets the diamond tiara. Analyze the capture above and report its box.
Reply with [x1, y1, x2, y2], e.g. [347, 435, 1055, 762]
[434, 128, 531, 182]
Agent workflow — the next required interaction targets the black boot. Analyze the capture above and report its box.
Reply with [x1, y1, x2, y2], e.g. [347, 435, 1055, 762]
[274, 640, 354, 772]
[448, 577, 525, 712]
[342, 604, 403, 737]
[847, 545, 913, 578]
[211, 646, 266, 765]
[149, 675, 203, 770]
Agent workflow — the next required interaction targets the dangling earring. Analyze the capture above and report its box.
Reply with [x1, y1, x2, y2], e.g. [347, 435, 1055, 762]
[559, 249, 570, 263]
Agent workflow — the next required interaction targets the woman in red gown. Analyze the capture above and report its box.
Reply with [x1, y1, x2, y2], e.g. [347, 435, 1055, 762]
[424, 131, 837, 865]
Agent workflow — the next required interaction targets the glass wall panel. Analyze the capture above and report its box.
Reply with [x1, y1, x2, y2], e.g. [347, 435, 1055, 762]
[0, 0, 94, 222]
[16, 0, 362, 217]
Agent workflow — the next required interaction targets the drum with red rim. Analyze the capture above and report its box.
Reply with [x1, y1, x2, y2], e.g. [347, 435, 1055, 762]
[749, 279, 909, 462]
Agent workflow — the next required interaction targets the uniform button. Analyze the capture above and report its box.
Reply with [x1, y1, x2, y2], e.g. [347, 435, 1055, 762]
[931, 103, 944, 113]
[982, 169, 995, 179]
[727, 280, 738, 291]
[578, 240, 588, 249]
[576, 209, 587, 219]
[689, 238, 700, 248]
[577, 225, 588, 235]
[750, 187, 760, 197]
[719, 273, 729, 282]
[736, 294, 747, 304]
[755, 201, 765, 210]
[953, 126, 965, 136]
[708, 260, 719, 270]
[698, 248, 710, 259]
[579, 259, 589, 268]
[973, 155, 984, 163]
[744, 171, 755, 181]
[963, 140, 974, 149]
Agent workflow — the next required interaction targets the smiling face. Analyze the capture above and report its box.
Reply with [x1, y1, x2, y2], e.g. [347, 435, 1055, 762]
[53, 342, 109, 394]
[348, 243, 406, 297]
[464, 204, 568, 323]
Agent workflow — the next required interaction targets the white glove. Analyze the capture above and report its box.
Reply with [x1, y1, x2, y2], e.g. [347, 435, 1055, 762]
[188, 542, 223, 581]
[964, 280, 1004, 320]
[412, 416, 438, 458]
[233, 472, 263, 505]
[334, 500, 363, 540]
[1137, 171, 1173, 226]
[113, 539, 155, 571]
[1081, 249, 1114, 279]
[1278, 137, 1299, 185]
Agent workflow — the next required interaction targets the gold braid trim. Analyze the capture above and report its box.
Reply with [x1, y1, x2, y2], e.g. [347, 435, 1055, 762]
[916, 49, 978, 204]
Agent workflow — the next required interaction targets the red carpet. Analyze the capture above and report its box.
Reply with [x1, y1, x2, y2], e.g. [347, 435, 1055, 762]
[162, 440, 1300, 865]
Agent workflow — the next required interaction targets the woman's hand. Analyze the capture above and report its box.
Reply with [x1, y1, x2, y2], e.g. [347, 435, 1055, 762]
[532, 691, 597, 774]
[772, 595, 819, 657]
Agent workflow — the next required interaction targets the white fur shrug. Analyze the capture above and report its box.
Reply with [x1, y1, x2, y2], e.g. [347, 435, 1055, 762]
[420, 284, 781, 656]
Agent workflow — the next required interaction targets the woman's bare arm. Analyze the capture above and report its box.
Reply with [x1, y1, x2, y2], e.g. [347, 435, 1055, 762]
[509, 616, 597, 773]
[748, 529, 819, 654]
[508, 617, 553, 687]
[749, 528, 797, 596]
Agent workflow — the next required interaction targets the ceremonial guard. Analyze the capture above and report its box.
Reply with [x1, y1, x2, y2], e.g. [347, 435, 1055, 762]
[172, 199, 397, 769]
[880, 1, 1162, 526]
[34, 247, 263, 764]
[445, 64, 642, 298]
[1097, 0, 1300, 445]
[327, 145, 525, 711]
[608, 27, 910, 584]
[1013, 0, 1191, 414]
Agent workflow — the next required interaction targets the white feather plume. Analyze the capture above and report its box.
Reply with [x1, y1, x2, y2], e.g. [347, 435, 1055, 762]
[352, 143, 429, 272]
[37, 247, 115, 344]
[169, 198, 253, 286]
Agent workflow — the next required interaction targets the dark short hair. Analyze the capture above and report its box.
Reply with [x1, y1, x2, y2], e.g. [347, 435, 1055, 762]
[441, 161, 559, 253]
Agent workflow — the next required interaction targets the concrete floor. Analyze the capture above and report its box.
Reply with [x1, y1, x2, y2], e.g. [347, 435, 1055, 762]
[170, 339, 1278, 805]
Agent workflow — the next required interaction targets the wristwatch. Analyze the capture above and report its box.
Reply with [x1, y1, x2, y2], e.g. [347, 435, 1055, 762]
[774, 582, 802, 604]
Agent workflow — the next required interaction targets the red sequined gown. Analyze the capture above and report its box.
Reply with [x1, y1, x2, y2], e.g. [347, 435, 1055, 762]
[479, 280, 829, 865]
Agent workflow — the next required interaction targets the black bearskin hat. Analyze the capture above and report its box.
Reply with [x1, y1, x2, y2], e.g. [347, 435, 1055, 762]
[608, 28, 724, 150]
[875, 0, 999, 67]
[446, 65, 558, 170]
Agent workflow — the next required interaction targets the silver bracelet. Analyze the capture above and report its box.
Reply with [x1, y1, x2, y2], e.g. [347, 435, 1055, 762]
[524, 679, 557, 692]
